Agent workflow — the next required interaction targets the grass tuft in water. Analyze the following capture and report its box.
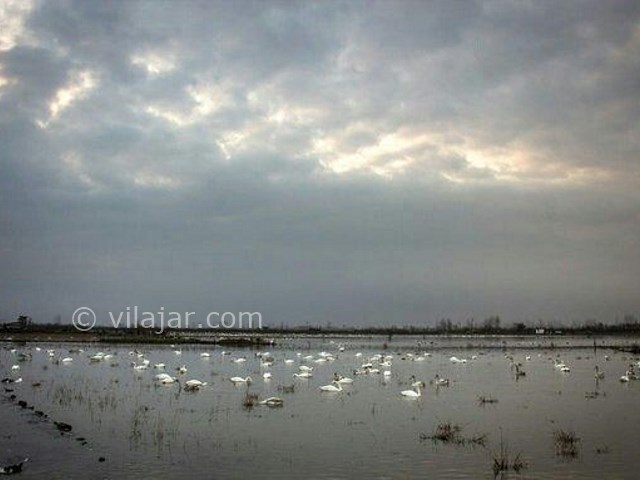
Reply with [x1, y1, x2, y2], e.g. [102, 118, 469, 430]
[553, 428, 580, 457]
[492, 435, 526, 477]
[421, 422, 487, 447]
[478, 395, 499, 405]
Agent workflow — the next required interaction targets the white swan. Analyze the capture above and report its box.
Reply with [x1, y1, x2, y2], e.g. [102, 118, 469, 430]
[259, 396, 284, 407]
[337, 376, 354, 384]
[319, 381, 343, 392]
[230, 376, 252, 383]
[200, 352, 211, 358]
[293, 372, 312, 379]
[409, 376, 426, 388]
[155, 373, 177, 384]
[400, 386, 422, 398]
[263, 372, 272, 380]
[554, 360, 567, 369]
[177, 365, 188, 374]
[61, 357, 73, 363]
[184, 379, 207, 390]
[433, 374, 450, 386]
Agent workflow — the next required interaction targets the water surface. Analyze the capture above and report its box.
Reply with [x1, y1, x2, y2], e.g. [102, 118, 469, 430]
[2, 335, 639, 479]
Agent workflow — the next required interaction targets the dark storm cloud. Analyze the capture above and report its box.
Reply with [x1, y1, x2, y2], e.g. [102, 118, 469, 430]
[0, 0, 638, 325]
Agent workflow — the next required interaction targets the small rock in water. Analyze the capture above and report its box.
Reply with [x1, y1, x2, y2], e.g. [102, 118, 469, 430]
[54, 421, 73, 432]
[0, 457, 28, 475]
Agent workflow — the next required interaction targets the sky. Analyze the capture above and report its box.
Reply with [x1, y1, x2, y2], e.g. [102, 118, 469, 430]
[0, 0, 639, 327]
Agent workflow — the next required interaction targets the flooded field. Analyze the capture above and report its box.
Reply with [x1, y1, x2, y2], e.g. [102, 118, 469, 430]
[2, 335, 640, 479]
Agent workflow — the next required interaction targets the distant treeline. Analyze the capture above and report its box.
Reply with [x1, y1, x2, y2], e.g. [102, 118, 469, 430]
[2, 314, 640, 336]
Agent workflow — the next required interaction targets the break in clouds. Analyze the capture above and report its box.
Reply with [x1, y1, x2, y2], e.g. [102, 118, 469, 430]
[0, 0, 639, 326]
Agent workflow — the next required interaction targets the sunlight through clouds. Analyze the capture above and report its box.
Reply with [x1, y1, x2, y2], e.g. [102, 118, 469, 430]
[39, 70, 97, 127]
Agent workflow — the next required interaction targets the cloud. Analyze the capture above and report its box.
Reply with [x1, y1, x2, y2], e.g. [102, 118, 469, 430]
[0, 1, 638, 325]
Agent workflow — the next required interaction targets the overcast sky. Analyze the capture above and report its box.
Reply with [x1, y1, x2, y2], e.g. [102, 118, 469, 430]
[1, 0, 639, 327]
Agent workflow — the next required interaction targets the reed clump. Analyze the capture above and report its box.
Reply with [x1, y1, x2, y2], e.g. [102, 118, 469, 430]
[553, 428, 580, 457]
[478, 395, 498, 405]
[421, 422, 487, 447]
[492, 436, 526, 477]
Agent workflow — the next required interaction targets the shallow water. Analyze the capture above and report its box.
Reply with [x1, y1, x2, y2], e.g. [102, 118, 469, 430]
[2, 335, 640, 479]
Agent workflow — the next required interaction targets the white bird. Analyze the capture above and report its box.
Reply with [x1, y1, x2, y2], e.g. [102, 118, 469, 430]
[284, 359, 295, 365]
[433, 374, 450, 387]
[200, 352, 211, 358]
[263, 372, 272, 380]
[259, 397, 284, 407]
[293, 372, 312, 379]
[61, 357, 73, 363]
[400, 386, 422, 398]
[319, 381, 343, 392]
[177, 365, 188, 374]
[336, 376, 353, 384]
[408, 376, 425, 388]
[230, 376, 252, 383]
[156, 374, 177, 384]
[560, 366, 571, 373]
[383, 370, 392, 377]
[299, 365, 313, 372]
[11, 365, 20, 371]
[154, 363, 166, 369]
[233, 358, 247, 364]
[554, 360, 567, 369]
[620, 374, 630, 383]
[184, 379, 207, 390]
